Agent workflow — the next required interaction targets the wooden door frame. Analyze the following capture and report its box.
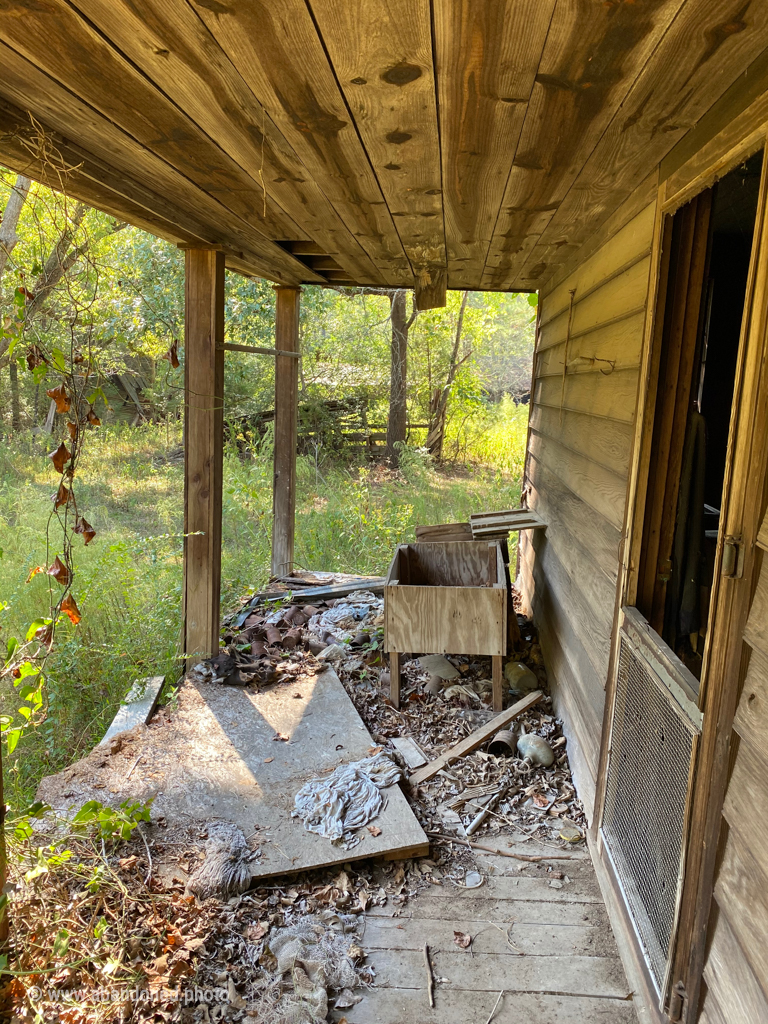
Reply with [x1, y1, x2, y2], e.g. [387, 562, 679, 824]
[593, 129, 768, 1024]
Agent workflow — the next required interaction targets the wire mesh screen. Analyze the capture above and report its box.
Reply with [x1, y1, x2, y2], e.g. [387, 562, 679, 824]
[601, 630, 698, 992]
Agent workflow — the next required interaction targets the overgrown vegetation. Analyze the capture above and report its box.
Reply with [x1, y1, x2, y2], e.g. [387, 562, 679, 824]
[0, 417, 526, 809]
[0, 161, 533, 810]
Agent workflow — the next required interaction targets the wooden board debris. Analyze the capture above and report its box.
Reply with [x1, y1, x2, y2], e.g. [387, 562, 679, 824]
[409, 691, 543, 785]
[470, 508, 547, 537]
[391, 735, 428, 770]
[99, 675, 164, 746]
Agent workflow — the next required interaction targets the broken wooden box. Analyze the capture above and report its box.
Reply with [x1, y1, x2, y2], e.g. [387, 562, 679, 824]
[384, 541, 507, 711]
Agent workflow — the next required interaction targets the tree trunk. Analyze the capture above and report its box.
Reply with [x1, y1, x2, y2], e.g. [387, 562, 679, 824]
[386, 290, 409, 466]
[0, 175, 31, 280]
[9, 359, 20, 431]
[426, 291, 469, 460]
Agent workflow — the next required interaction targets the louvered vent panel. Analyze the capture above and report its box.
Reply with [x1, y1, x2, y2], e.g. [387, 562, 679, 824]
[601, 628, 698, 992]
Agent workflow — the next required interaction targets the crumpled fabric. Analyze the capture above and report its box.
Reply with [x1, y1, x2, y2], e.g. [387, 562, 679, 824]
[267, 913, 363, 1024]
[293, 753, 401, 847]
[306, 591, 383, 641]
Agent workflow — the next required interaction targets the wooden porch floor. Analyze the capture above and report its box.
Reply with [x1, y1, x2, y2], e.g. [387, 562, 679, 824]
[340, 839, 639, 1024]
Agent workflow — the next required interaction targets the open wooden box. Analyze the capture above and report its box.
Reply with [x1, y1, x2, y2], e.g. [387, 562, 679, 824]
[384, 541, 508, 711]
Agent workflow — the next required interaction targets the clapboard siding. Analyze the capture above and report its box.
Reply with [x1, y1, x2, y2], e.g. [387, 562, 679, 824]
[703, 530, 768, 1019]
[533, 367, 640, 425]
[536, 311, 646, 374]
[529, 405, 634, 478]
[521, 198, 656, 820]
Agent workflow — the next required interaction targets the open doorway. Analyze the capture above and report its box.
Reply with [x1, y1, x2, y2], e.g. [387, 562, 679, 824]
[636, 151, 764, 684]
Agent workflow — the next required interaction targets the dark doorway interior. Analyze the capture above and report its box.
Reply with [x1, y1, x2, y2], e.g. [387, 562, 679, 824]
[638, 151, 763, 683]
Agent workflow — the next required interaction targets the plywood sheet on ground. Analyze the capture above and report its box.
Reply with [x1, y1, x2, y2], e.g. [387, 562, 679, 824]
[37, 667, 427, 879]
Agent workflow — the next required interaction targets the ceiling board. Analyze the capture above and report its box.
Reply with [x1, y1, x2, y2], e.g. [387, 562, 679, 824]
[521, 0, 768, 291]
[69, 0, 381, 287]
[433, 0, 554, 290]
[0, 0, 767, 291]
[190, 0, 411, 284]
[0, 1, 318, 284]
[481, 0, 687, 291]
[308, 0, 445, 286]
[0, 50, 310, 282]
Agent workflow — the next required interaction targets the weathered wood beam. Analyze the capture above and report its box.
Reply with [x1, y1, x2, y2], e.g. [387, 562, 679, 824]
[221, 342, 300, 358]
[272, 286, 301, 577]
[415, 269, 447, 310]
[183, 250, 225, 662]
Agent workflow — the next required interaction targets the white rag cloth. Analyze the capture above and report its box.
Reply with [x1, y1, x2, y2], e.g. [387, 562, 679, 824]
[293, 753, 401, 847]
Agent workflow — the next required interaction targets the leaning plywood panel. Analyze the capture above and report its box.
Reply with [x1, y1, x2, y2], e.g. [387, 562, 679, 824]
[37, 668, 429, 878]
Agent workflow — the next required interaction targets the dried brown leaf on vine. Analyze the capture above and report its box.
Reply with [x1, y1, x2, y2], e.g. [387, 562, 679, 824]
[35, 624, 53, 647]
[46, 385, 70, 414]
[164, 340, 180, 369]
[86, 408, 101, 427]
[67, 421, 78, 442]
[74, 517, 96, 545]
[52, 482, 70, 509]
[60, 595, 81, 626]
[47, 556, 71, 586]
[26, 566, 44, 583]
[26, 345, 48, 371]
[49, 442, 71, 474]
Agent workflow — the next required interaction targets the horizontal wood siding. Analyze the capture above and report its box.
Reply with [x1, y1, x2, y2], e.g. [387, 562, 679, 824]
[702, 530, 768, 1020]
[520, 199, 656, 820]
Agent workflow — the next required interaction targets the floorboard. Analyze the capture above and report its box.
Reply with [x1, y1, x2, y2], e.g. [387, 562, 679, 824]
[347, 843, 639, 1023]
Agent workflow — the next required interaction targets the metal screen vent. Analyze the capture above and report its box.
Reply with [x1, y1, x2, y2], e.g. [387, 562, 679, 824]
[601, 615, 700, 993]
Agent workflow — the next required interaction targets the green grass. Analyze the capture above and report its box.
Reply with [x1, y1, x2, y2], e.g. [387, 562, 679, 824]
[0, 413, 527, 808]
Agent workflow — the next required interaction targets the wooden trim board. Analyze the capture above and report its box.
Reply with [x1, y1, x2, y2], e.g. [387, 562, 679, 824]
[409, 691, 542, 786]
[99, 676, 165, 746]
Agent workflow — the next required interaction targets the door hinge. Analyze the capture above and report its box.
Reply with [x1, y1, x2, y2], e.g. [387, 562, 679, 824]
[667, 980, 688, 1022]
[722, 534, 745, 579]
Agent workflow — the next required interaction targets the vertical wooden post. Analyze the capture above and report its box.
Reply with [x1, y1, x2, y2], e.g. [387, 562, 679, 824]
[492, 656, 504, 712]
[183, 249, 225, 662]
[272, 286, 301, 577]
[390, 651, 401, 709]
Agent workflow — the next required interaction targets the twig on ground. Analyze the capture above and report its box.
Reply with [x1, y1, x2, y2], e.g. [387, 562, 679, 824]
[138, 824, 153, 884]
[469, 842, 574, 862]
[125, 753, 143, 781]
[485, 989, 504, 1024]
[423, 942, 435, 1008]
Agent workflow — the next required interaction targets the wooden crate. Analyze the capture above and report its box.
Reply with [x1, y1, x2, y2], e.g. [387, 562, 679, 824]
[384, 541, 507, 711]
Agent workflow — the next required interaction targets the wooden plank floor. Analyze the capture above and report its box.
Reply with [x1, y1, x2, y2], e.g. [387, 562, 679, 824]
[341, 840, 639, 1024]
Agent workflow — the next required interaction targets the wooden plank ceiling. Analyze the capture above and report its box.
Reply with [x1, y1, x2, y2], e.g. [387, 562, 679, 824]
[1, 0, 767, 290]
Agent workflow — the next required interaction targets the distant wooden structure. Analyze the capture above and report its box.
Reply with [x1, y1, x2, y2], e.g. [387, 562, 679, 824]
[5, 4, 768, 1021]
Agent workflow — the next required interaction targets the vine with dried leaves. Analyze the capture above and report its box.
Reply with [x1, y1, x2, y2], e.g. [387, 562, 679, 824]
[0, 119, 126, 757]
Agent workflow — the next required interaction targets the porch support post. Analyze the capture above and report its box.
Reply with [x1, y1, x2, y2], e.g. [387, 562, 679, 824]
[272, 285, 301, 577]
[183, 248, 225, 661]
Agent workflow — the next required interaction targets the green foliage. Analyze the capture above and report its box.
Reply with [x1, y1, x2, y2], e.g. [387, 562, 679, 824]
[72, 797, 153, 842]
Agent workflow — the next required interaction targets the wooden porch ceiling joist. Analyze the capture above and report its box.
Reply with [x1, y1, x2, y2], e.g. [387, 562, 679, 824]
[0, 1, 767, 291]
[506, 0, 768, 291]
[0, 40, 318, 284]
